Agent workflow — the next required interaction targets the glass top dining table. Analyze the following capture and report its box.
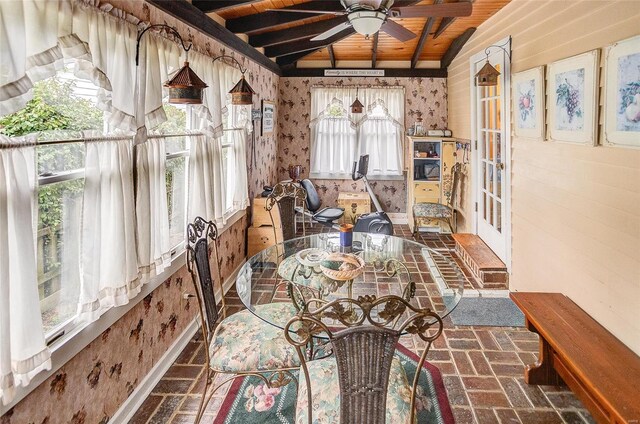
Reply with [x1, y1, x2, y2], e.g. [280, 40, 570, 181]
[235, 232, 465, 331]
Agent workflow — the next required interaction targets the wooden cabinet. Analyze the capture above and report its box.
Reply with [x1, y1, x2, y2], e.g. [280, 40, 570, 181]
[337, 192, 371, 225]
[407, 137, 457, 233]
[247, 197, 282, 257]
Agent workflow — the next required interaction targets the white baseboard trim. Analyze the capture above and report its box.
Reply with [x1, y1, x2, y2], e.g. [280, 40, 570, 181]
[388, 213, 408, 224]
[110, 260, 245, 424]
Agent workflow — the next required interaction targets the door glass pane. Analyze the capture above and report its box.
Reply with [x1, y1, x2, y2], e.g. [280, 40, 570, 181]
[487, 132, 494, 161]
[480, 131, 486, 159]
[496, 133, 502, 162]
[497, 200, 502, 233]
[496, 98, 502, 129]
[489, 196, 494, 226]
[482, 193, 487, 220]
[497, 168, 502, 199]
[482, 162, 487, 189]
[488, 163, 494, 193]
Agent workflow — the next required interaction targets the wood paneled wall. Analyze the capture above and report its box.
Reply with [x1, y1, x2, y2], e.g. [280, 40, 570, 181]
[447, 0, 640, 354]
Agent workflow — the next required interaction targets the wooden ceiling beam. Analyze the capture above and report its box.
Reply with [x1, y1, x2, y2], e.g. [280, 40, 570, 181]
[371, 33, 379, 69]
[441, 27, 476, 68]
[225, 1, 344, 33]
[264, 28, 355, 58]
[282, 68, 448, 77]
[249, 16, 349, 47]
[277, 51, 318, 68]
[192, 1, 261, 13]
[328, 45, 336, 68]
[145, 0, 281, 75]
[226, 0, 421, 34]
[410, 0, 442, 69]
[434, 17, 456, 39]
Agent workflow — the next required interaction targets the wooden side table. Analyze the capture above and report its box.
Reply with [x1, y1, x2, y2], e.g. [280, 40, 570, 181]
[337, 192, 371, 225]
[247, 197, 282, 257]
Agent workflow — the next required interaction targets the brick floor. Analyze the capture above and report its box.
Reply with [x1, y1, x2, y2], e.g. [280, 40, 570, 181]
[132, 225, 594, 424]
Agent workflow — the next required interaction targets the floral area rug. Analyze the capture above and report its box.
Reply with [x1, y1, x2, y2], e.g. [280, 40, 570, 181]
[213, 344, 455, 423]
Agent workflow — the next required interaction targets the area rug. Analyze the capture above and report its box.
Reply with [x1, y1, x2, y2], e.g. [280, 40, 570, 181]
[214, 344, 455, 424]
[450, 296, 525, 327]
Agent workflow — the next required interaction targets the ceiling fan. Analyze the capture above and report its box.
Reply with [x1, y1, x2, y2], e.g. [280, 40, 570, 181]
[267, 0, 473, 42]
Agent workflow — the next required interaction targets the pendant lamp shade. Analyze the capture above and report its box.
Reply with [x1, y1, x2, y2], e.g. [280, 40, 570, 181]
[164, 61, 208, 104]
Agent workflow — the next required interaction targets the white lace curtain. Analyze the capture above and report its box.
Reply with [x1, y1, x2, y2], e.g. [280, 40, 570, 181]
[0, 0, 252, 405]
[309, 86, 404, 177]
[0, 136, 51, 406]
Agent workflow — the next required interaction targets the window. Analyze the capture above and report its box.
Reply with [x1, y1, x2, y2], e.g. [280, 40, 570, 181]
[0, 61, 106, 337]
[309, 87, 404, 178]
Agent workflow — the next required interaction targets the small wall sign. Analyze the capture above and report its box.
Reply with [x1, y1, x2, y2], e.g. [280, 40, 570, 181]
[324, 69, 385, 77]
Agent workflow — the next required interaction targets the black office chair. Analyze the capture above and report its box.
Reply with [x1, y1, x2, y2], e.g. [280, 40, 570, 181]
[300, 179, 344, 226]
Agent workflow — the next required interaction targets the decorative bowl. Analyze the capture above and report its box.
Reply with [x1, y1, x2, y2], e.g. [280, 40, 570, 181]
[296, 248, 329, 268]
[320, 253, 365, 281]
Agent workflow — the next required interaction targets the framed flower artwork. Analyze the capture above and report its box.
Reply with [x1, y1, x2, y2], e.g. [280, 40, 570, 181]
[547, 50, 599, 145]
[513, 66, 545, 140]
[603, 35, 640, 148]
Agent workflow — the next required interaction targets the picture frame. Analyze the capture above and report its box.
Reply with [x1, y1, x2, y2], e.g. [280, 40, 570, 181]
[261, 100, 275, 135]
[547, 50, 599, 145]
[603, 35, 640, 148]
[512, 66, 545, 140]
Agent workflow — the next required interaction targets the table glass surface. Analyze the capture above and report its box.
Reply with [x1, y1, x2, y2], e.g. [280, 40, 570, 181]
[236, 233, 465, 331]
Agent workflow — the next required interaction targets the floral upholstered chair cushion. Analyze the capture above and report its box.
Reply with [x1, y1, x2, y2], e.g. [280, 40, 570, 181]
[295, 355, 418, 424]
[209, 303, 300, 372]
[413, 202, 452, 219]
[278, 255, 343, 293]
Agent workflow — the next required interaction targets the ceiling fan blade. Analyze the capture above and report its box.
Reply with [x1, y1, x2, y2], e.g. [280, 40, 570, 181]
[380, 19, 416, 42]
[391, 2, 473, 18]
[311, 22, 352, 41]
[265, 8, 346, 15]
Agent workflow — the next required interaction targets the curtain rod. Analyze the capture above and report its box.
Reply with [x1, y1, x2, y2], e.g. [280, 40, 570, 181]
[0, 130, 242, 149]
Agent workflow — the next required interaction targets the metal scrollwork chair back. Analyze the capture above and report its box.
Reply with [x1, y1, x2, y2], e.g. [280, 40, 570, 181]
[285, 295, 444, 424]
[186, 217, 301, 424]
[265, 181, 307, 243]
[186, 216, 224, 340]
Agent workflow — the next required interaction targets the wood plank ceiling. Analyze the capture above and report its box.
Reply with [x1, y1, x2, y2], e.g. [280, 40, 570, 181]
[187, 0, 510, 74]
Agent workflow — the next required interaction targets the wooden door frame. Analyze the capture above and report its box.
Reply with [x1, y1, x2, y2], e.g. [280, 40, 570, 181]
[469, 36, 512, 270]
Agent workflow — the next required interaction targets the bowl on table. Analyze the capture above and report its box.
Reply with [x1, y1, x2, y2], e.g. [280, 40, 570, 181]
[320, 253, 365, 281]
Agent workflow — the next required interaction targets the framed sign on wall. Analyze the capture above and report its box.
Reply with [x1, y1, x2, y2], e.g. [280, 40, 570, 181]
[261, 100, 275, 135]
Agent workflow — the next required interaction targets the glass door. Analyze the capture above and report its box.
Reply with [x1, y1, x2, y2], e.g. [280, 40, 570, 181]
[474, 46, 510, 263]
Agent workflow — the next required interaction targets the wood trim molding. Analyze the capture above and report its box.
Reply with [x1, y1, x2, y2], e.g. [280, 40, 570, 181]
[440, 27, 476, 68]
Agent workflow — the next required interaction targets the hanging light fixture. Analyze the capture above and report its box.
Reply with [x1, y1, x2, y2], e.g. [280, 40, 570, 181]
[351, 87, 364, 114]
[136, 24, 208, 104]
[474, 38, 512, 87]
[213, 55, 255, 106]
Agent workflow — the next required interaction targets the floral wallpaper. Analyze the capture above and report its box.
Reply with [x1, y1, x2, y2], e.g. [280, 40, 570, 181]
[1, 0, 279, 422]
[277, 77, 448, 213]
[2, 216, 248, 424]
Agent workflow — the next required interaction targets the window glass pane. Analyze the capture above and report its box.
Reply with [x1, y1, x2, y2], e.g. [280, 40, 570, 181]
[166, 156, 187, 248]
[152, 103, 187, 135]
[38, 179, 83, 335]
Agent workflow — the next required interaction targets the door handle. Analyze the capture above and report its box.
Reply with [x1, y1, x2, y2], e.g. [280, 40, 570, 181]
[496, 162, 505, 170]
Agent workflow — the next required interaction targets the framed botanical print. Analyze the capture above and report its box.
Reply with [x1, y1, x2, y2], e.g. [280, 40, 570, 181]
[513, 66, 545, 140]
[261, 100, 275, 135]
[603, 35, 640, 148]
[547, 50, 599, 145]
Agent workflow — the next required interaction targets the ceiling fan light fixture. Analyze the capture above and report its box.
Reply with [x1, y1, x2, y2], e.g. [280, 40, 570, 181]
[348, 10, 387, 37]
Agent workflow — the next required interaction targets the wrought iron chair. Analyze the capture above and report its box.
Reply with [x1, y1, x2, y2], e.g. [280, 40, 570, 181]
[186, 217, 300, 424]
[413, 162, 462, 236]
[285, 295, 444, 424]
[265, 181, 308, 243]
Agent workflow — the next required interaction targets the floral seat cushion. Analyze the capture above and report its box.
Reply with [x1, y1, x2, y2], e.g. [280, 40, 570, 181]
[209, 303, 300, 373]
[278, 255, 341, 292]
[413, 202, 452, 219]
[295, 355, 421, 424]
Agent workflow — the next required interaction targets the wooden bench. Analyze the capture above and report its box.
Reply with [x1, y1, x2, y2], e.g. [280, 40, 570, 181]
[511, 292, 640, 424]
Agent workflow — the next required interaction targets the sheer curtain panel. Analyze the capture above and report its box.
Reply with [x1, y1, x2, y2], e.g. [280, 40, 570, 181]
[135, 138, 171, 282]
[228, 129, 250, 211]
[78, 139, 139, 323]
[187, 134, 227, 225]
[0, 137, 51, 406]
[310, 117, 357, 176]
